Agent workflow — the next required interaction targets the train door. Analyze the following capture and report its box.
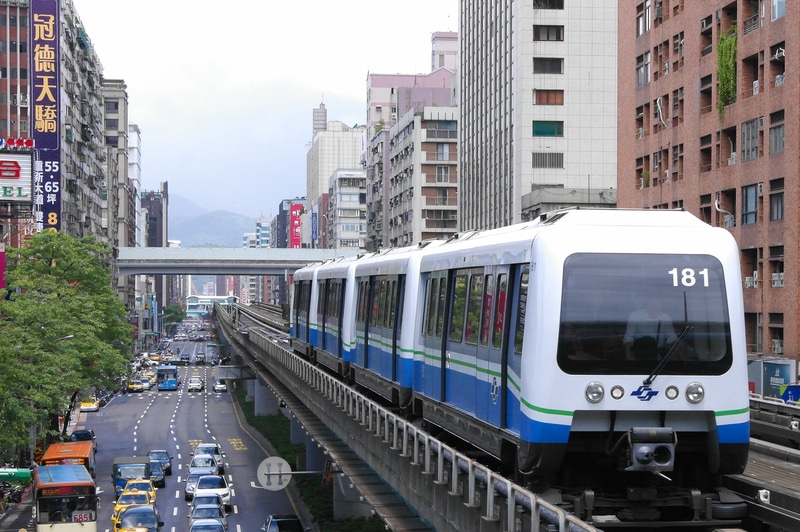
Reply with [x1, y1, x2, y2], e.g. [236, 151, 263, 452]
[419, 272, 447, 398]
[293, 281, 310, 346]
[390, 275, 405, 382]
[321, 279, 343, 359]
[474, 267, 510, 427]
[366, 276, 392, 377]
[443, 268, 482, 415]
[354, 278, 369, 368]
[502, 265, 528, 435]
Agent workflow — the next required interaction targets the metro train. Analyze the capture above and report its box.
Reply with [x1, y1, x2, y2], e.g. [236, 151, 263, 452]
[290, 208, 750, 525]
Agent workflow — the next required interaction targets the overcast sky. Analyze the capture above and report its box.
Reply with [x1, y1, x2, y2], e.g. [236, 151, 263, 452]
[72, 0, 458, 220]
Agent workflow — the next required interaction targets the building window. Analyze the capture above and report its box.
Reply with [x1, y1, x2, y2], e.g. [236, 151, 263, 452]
[770, 178, 784, 221]
[105, 100, 119, 114]
[533, 0, 564, 8]
[769, 111, 785, 154]
[436, 143, 449, 161]
[532, 152, 564, 169]
[533, 57, 563, 74]
[533, 25, 564, 41]
[436, 166, 449, 183]
[532, 121, 563, 137]
[742, 185, 758, 225]
[741, 118, 760, 162]
[105, 118, 119, 130]
[636, 52, 651, 87]
[105, 136, 119, 147]
[534, 89, 564, 105]
[772, 0, 785, 20]
[636, 1, 652, 37]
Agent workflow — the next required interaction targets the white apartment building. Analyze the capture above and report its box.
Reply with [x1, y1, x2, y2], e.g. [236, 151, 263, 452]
[459, 0, 618, 230]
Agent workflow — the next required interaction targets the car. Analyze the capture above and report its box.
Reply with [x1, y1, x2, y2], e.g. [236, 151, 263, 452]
[115, 504, 163, 532]
[148, 449, 173, 475]
[260, 514, 306, 532]
[127, 380, 144, 393]
[195, 352, 207, 365]
[112, 489, 155, 525]
[140, 378, 152, 391]
[149, 460, 166, 488]
[193, 443, 226, 474]
[212, 380, 227, 393]
[79, 397, 100, 412]
[184, 472, 202, 501]
[188, 504, 228, 531]
[180, 353, 191, 365]
[189, 518, 226, 532]
[189, 493, 225, 515]
[69, 429, 97, 452]
[123, 478, 158, 503]
[188, 454, 219, 476]
[193, 475, 231, 511]
[187, 377, 204, 392]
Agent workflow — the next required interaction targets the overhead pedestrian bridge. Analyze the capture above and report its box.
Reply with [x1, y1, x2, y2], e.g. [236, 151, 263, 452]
[116, 247, 361, 276]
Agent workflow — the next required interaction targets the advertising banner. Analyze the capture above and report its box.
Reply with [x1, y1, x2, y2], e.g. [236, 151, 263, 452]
[0, 153, 32, 203]
[30, 0, 62, 232]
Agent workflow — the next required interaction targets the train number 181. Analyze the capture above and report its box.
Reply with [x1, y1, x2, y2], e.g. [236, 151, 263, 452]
[668, 267, 709, 287]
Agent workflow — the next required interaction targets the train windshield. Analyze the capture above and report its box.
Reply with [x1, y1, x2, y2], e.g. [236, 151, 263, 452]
[557, 253, 733, 376]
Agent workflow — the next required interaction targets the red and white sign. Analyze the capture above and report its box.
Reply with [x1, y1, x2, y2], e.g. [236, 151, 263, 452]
[0, 152, 32, 203]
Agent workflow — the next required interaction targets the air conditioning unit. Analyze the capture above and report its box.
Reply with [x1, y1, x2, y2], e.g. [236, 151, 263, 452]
[753, 80, 760, 94]
[757, 182, 764, 195]
[701, 19, 708, 29]
[639, 177, 644, 189]
[728, 154, 736, 166]
[774, 47, 785, 60]
[772, 272, 784, 288]
[758, 116, 765, 129]
[776, 74, 785, 86]
[746, 271, 759, 288]
[637, 127, 644, 139]
[723, 214, 735, 228]
[390, 113, 397, 121]
[663, 169, 669, 182]
[772, 339, 783, 354]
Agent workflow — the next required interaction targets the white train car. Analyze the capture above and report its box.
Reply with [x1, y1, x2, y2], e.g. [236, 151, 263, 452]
[409, 208, 749, 524]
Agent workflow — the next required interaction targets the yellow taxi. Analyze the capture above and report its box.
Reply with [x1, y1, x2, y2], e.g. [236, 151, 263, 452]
[79, 397, 100, 412]
[111, 489, 154, 526]
[127, 380, 144, 393]
[122, 478, 157, 502]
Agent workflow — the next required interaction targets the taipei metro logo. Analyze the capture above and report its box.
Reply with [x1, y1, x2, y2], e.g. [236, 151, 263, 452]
[631, 386, 659, 401]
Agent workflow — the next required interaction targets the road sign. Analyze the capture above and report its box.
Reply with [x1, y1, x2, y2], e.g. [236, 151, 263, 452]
[257, 456, 292, 491]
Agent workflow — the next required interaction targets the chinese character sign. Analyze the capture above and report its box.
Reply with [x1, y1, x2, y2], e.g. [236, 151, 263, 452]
[30, 0, 61, 232]
[289, 204, 303, 248]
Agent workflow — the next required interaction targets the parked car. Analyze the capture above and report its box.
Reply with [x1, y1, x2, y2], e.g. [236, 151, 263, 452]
[260, 514, 306, 532]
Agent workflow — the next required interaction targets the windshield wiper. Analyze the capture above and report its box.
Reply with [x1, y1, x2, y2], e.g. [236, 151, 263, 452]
[643, 325, 693, 386]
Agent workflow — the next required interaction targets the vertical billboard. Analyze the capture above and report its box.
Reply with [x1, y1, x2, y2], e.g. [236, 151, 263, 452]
[30, 0, 61, 232]
[289, 204, 303, 248]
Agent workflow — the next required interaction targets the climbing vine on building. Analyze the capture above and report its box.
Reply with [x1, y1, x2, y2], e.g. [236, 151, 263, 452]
[717, 27, 737, 119]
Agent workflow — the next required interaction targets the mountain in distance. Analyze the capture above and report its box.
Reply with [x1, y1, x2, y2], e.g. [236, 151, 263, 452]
[168, 194, 256, 248]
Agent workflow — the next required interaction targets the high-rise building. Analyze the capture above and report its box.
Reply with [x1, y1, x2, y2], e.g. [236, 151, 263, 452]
[618, 1, 794, 360]
[325, 169, 366, 249]
[364, 33, 458, 250]
[458, 1, 618, 230]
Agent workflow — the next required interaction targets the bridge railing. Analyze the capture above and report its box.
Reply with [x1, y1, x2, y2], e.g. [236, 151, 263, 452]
[228, 303, 600, 532]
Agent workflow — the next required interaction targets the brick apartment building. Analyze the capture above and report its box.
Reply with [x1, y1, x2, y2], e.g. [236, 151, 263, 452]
[618, 0, 795, 361]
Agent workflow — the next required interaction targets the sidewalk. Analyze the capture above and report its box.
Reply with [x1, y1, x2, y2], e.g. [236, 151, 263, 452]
[0, 483, 34, 531]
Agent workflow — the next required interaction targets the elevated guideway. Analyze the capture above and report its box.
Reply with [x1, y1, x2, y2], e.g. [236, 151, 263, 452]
[116, 247, 360, 276]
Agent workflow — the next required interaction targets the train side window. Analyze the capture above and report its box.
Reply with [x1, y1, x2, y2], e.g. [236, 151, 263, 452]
[480, 274, 495, 347]
[317, 283, 325, 323]
[424, 278, 435, 337]
[388, 279, 398, 328]
[492, 274, 508, 349]
[435, 276, 447, 338]
[465, 270, 484, 345]
[358, 280, 368, 325]
[369, 279, 380, 327]
[449, 270, 469, 342]
[514, 268, 530, 354]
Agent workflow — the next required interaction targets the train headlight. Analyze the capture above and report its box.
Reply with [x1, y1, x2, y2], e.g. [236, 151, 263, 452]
[610, 385, 625, 400]
[685, 382, 705, 404]
[665, 386, 679, 400]
[585, 382, 604, 403]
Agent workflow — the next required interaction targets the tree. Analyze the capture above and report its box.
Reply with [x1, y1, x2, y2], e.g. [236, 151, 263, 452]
[162, 303, 186, 337]
[0, 232, 132, 458]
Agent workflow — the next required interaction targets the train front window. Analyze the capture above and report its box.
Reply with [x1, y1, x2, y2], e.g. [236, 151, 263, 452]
[557, 253, 732, 375]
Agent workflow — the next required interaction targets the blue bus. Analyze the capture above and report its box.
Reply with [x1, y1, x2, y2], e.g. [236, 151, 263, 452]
[156, 365, 179, 391]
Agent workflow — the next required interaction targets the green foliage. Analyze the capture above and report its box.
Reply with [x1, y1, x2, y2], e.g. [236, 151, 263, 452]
[717, 27, 737, 119]
[237, 386, 385, 532]
[0, 232, 132, 450]
[162, 304, 186, 336]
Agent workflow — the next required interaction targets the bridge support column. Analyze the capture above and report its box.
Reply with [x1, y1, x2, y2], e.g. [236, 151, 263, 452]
[305, 433, 326, 472]
[245, 379, 255, 402]
[289, 413, 304, 445]
[254, 380, 280, 416]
